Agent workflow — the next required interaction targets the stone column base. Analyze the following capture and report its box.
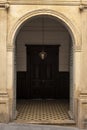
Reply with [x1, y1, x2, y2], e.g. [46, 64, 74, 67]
[0, 92, 9, 123]
[78, 92, 87, 129]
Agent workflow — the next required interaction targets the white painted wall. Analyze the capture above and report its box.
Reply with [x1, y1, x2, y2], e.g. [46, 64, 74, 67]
[16, 16, 70, 72]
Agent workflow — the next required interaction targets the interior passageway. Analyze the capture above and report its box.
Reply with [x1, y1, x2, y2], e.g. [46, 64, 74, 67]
[15, 15, 74, 125]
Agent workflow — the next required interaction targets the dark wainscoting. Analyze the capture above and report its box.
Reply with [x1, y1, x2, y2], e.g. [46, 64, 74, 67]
[16, 72, 26, 99]
[17, 71, 69, 99]
[56, 72, 70, 99]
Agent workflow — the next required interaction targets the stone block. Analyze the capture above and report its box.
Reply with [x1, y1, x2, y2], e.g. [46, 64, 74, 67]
[78, 93, 87, 129]
[0, 93, 9, 123]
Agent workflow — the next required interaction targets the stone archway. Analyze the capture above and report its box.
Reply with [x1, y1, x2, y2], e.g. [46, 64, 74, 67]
[7, 9, 81, 122]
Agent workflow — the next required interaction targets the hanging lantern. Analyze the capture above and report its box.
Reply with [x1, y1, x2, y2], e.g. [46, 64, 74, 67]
[39, 16, 47, 60]
[39, 50, 47, 60]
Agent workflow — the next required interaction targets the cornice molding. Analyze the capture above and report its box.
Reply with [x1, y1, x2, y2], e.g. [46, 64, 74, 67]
[79, 4, 87, 11]
[8, 0, 81, 6]
[7, 45, 14, 52]
[74, 45, 82, 52]
[0, 2, 10, 9]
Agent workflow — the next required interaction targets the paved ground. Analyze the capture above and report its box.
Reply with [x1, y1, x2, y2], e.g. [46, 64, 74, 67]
[0, 123, 84, 130]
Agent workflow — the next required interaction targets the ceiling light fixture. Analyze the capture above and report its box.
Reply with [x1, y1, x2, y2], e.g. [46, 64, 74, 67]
[39, 16, 47, 60]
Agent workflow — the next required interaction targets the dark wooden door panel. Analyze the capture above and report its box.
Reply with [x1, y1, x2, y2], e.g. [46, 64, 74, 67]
[26, 45, 60, 99]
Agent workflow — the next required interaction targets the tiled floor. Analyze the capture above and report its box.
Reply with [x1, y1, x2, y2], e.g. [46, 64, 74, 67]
[15, 100, 75, 125]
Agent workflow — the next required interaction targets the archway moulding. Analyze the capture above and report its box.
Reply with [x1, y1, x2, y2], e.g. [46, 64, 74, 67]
[7, 9, 81, 51]
[6, 8, 82, 126]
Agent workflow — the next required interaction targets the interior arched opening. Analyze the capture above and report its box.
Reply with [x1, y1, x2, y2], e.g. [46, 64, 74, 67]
[15, 15, 73, 124]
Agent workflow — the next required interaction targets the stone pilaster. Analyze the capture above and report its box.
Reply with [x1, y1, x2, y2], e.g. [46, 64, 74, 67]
[7, 46, 17, 120]
[72, 52, 81, 128]
[0, 6, 9, 122]
[77, 6, 87, 129]
[80, 9, 87, 94]
[0, 9, 7, 93]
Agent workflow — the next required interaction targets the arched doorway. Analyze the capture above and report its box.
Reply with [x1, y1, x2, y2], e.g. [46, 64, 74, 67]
[15, 14, 74, 124]
[16, 15, 71, 99]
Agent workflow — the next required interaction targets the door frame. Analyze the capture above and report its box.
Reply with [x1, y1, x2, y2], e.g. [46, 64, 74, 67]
[7, 9, 81, 121]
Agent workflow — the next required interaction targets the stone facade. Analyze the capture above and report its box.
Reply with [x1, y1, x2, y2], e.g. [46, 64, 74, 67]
[0, 0, 87, 129]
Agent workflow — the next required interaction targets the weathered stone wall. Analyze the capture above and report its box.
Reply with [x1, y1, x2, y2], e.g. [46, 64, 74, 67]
[0, 0, 87, 128]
